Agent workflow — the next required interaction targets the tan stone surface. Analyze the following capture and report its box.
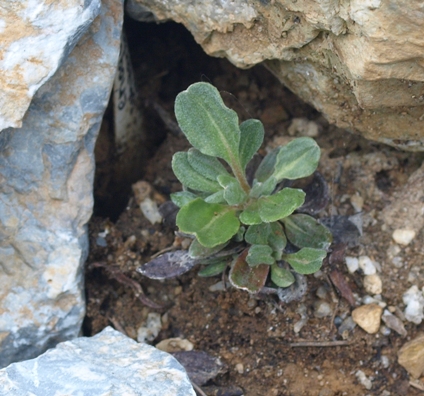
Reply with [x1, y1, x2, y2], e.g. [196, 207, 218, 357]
[398, 333, 424, 379]
[352, 304, 383, 334]
[128, 0, 424, 149]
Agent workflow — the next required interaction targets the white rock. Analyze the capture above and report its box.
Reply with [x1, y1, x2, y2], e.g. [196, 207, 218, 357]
[0, 327, 195, 395]
[356, 370, 372, 390]
[382, 310, 407, 337]
[358, 256, 377, 275]
[287, 118, 319, 137]
[314, 301, 332, 318]
[392, 229, 416, 245]
[403, 285, 424, 324]
[345, 256, 359, 273]
[363, 274, 383, 295]
[140, 197, 163, 224]
[137, 312, 162, 343]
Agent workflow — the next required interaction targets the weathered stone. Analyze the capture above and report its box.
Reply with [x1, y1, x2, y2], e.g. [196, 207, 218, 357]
[0, 327, 195, 395]
[363, 274, 383, 296]
[127, 0, 424, 149]
[398, 333, 424, 379]
[0, 0, 101, 130]
[352, 304, 383, 334]
[0, 0, 123, 368]
[381, 162, 424, 236]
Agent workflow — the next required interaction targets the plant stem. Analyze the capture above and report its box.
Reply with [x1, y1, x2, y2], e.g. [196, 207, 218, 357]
[231, 163, 251, 194]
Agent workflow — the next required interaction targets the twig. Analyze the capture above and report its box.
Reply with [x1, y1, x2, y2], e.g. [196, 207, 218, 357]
[91, 261, 168, 310]
[410, 379, 424, 392]
[289, 340, 351, 347]
[108, 316, 127, 336]
[150, 246, 175, 259]
[191, 381, 207, 396]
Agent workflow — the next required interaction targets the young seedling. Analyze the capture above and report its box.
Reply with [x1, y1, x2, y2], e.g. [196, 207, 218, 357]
[139, 82, 332, 295]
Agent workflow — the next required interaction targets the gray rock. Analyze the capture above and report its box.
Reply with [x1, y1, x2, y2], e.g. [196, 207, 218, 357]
[127, 0, 424, 149]
[0, 0, 101, 130]
[0, 0, 123, 368]
[0, 327, 196, 396]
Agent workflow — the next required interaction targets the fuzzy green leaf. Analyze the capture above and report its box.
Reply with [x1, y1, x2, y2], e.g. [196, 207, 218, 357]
[176, 198, 239, 247]
[273, 137, 320, 182]
[170, 191, 199, 208]
[258, 188, 305, 222]
[282, 214, 332, 249]
[239, 119, 264, 170]
[198, 260, 228, 277]
[239, 201, 262, 225]
[249, 176, 277, 199]
[268, 222, 287, 256]
[189, 238, 228, 259]
[254, 147, 280, 182]
[245, 223, 271, 245]
[204, 190, 226, 204]
[217, 174, 247, 205]
[175, 82, 241, 166]
[229, 250, 269, 293]
[271, 264, 295, 287]
[187, 148, 230, 181]
[283, 247, 327, 274]
[246, 244, 275, 266]
[172, 152, 222, 193]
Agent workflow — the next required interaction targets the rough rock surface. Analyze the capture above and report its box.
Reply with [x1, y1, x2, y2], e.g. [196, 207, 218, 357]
[398, 333, 424, 379]
[0, 0, 123, 368]
[127, 0, 424, 149]
[0, 0, 101, 130]
[0, 327, 195, 396]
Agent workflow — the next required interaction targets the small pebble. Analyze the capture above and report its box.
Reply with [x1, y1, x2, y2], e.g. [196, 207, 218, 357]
[316, 285, 328, 299]
[362, 295, 386, 308]
[338, 316, 356, 339]
[382, 309, 407, 337]
[139, 197, 162, 225]
[235, 363, 244, 374]
[314, 301, 332, 318]
[208, 281, 226, 292]
[398, 333, 424, 378]
[137, 312, 162, 343]
[155, 337, 194, 353]
[392, 228, 416, 245]
[352, 304, 383, 334]
[363, 274, 383, 295]
[350, 194, 364, 212]
[358, 256, 376, 275]
[380, 355, 390, 369]
[287, 118, 319, 137]
[403, 285, 424, 324]
[356, 370, 372, 390]
[345, 256, 359, 273]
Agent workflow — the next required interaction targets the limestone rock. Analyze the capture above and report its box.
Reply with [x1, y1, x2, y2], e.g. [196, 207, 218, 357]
[0, 327, 195, 395]
[398, 333, 424, 379]
[363, 274, 383, 296]
[352, 304, 383, 334]
[127, 0, 424, 149]
[381, 162, 424, 237]
[0, 0, 101, 130]
[0, 0, 123, 368]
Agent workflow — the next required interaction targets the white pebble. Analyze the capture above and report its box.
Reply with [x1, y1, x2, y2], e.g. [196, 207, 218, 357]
[364, 274, 383, 295]
[137, 312, 162, 343]
[208, 281, 226, 292]
[358, 256, 376, 275]
[345, 256, 359, 273]
[380, 355, 390, 369]
[235, 363, 244, 374]
[403, 285, 424, 324]
[350, 194, 364, 212]
[314, 301, 332, 318]
[139, 197, 162, 224]
[356, 370, 372, 390]
[392, 229, 416, 246]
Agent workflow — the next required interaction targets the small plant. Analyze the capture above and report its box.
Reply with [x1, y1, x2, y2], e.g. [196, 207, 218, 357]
[140, 82, 332, 294]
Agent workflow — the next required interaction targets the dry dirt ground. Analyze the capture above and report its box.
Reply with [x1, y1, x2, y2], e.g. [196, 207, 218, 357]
[84, 20, 424, 395]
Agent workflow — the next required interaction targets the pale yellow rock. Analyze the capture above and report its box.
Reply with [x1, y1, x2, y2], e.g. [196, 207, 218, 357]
[363, 274, 383, 296]
[128, 0, 424, 149]
[398, 333, 424, 378]
[155, 337, 194, 353]
[352, 304, 383, 334]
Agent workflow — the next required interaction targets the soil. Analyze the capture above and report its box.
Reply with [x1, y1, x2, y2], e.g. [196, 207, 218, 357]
[84, 20, 424, 395]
